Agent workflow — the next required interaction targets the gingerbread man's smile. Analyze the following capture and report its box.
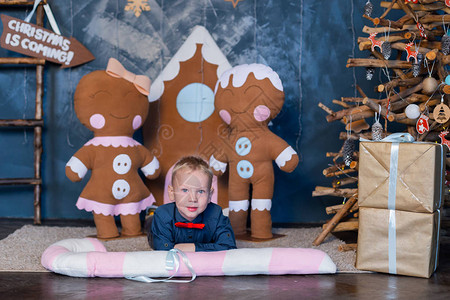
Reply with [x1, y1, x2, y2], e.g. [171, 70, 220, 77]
[110, 113, 130, 120]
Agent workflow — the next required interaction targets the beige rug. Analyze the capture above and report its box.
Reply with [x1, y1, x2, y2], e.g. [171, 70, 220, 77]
[0, 225, 359, 273]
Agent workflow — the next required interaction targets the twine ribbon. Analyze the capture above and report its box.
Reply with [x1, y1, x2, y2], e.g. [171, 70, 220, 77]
[25, 0, 61, 35]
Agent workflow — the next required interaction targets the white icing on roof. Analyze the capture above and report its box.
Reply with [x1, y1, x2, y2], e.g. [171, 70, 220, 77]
[214, 63, 284, 95]
[148, 26, 232, 102]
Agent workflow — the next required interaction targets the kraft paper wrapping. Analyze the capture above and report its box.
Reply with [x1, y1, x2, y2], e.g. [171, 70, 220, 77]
[356, 207, 440, 278]
[358, 142, 445, 213]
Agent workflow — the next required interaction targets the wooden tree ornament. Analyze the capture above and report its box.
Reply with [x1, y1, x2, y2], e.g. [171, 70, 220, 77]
[314, 0, 450, 249]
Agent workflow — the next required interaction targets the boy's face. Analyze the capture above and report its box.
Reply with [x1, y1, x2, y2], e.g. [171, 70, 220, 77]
[169, 168, 212, 221]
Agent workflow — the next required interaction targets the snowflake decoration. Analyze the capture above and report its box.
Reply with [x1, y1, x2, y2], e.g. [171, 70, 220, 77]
[125, 0, 151, 18]
[225, 0, 245, 8]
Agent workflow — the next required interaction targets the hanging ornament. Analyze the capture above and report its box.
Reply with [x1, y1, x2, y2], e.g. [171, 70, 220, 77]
[366, 54, 376, 80]
[381, 21, 392, 60]
[416, 52, 424, 65]
[364, 0, 374, 17]
[439, 130, 450, 150]
[366, 67, 375, 80]
[446, 0, 450, 8]
[416, 22, 427, 39]
[405, 42, 418, 63]
[405, 0, 419, 3]
[342, 138, 355, 167]
[422, 77, 438, 95]
[412, 62, 420, 77]
[368, 32, 384, 52]
[416, 114, 430, 134]
[446, 75, 450, 86]
[381, 42, 392, 59]
[405, 104, 421, 119]
[372, 110, 383, 141]
[442, 33, 450, 55]
[434, 98, 450, 124]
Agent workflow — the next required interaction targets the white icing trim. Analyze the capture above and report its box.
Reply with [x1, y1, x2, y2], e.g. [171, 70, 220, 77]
[141, 156, 160, 177]
[84, 136, 141, 148]
[229, 200, 249, 212]
[275, 146, 297, 168]
[214, 64, 283, 94]
[148, 26, 232, 102]
[66, 156, 88, 179]
[251, 199, 272, 211]
[209, 154, 227, 173]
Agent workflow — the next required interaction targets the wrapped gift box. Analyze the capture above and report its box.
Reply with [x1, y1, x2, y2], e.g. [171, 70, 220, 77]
[356, 207, 441, 278]
[358, 141, 445, 213]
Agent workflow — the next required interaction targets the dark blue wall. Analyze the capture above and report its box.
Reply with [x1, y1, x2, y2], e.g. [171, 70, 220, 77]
[0, 0, 378, 222]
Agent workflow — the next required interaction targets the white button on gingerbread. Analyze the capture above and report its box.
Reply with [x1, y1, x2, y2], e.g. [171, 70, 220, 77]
[235, 137, 252, 156]
[112, 179, 130, 200]
[113, 154, 132, 175]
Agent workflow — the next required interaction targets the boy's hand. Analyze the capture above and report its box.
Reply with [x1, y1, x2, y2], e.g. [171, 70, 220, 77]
[174, 243, 196, 252]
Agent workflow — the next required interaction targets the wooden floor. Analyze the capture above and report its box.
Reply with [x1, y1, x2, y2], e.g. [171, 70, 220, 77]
[1, 219, 450, 299]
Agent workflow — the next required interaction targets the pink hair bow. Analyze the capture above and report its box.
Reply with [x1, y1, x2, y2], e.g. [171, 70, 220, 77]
[106, 58, 151, 96]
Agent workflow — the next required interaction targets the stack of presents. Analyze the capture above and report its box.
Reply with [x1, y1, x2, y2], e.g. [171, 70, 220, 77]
[356, 134, 445, 278]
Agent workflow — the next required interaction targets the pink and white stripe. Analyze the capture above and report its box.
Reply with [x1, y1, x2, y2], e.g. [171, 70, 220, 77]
[42, 238, 336, 278]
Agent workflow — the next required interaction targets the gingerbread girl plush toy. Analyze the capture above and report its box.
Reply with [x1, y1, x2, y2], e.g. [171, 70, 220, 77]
[66, 58, 160, 239]
[210, 64, 299, 239]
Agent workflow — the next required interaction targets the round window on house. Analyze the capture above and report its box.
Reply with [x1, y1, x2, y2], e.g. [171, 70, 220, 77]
[176, 83, 215, 122]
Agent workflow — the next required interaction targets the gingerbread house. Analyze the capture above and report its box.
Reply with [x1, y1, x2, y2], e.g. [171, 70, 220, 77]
[143, 26, 231, 208]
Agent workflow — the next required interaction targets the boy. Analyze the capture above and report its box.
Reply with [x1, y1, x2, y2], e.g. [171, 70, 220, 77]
[148, 156, 236, 252]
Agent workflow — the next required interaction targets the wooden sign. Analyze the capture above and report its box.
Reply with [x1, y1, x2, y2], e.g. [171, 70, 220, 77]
[0, 14, 94, 68]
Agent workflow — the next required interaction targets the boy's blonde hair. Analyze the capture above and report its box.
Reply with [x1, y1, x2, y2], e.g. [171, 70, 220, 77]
[172, 156, 213, 190]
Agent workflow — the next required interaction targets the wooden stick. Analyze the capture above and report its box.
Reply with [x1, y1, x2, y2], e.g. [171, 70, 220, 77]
[389, 83, 424, 103]
[313, 195, 358, 246]
[332, 177, 358, 188]
[341, 96, 378, 103]
[391, 42, 432, 54]
[363, 14, 404, 29]
[345, 119, 370, 133]
[326, 105, 370, 123]
[323, 161, 358, 176]
[338, 243, 357, 252]
[326, 202, 359, 215]
[0, 1, 46, 5]
[363, 97, 396, 122]
[380, 77, 422, 92]
[318, 102, 335, 115]
[332, 100, 353, 108]
[420, 14, 450, 24]
[322, 220, 359, 232]
[0, 57, 45, 65]
[312, 186, 358, 198]
[379, 0, 397, 19]
[342, 109, 375, 124]
[339, 131, 373, 141]
[346, 58, 412, 69]
[326, 151, 359, 159]
[370, 50, 408, 79]
[382, 0, 447, 12]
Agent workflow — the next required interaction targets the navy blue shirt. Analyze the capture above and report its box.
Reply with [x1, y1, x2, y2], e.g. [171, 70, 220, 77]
[150, 202, 237, 252]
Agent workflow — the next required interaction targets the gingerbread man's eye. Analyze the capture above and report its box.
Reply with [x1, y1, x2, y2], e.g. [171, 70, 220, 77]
[90, 90, 112, 99]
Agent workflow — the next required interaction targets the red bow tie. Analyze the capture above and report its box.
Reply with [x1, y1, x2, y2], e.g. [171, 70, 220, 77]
[175, 222, 205, 229]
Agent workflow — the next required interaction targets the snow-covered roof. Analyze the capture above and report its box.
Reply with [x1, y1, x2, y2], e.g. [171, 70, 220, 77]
[148, 26, 232, 102]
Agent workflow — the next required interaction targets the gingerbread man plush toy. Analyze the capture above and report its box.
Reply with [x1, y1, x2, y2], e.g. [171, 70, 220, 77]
[66, 58, 160, 239]
[209, 64, 299, 239]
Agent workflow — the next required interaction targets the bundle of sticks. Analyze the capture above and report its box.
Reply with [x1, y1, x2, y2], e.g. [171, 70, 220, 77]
[313, 0, 450, 250]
